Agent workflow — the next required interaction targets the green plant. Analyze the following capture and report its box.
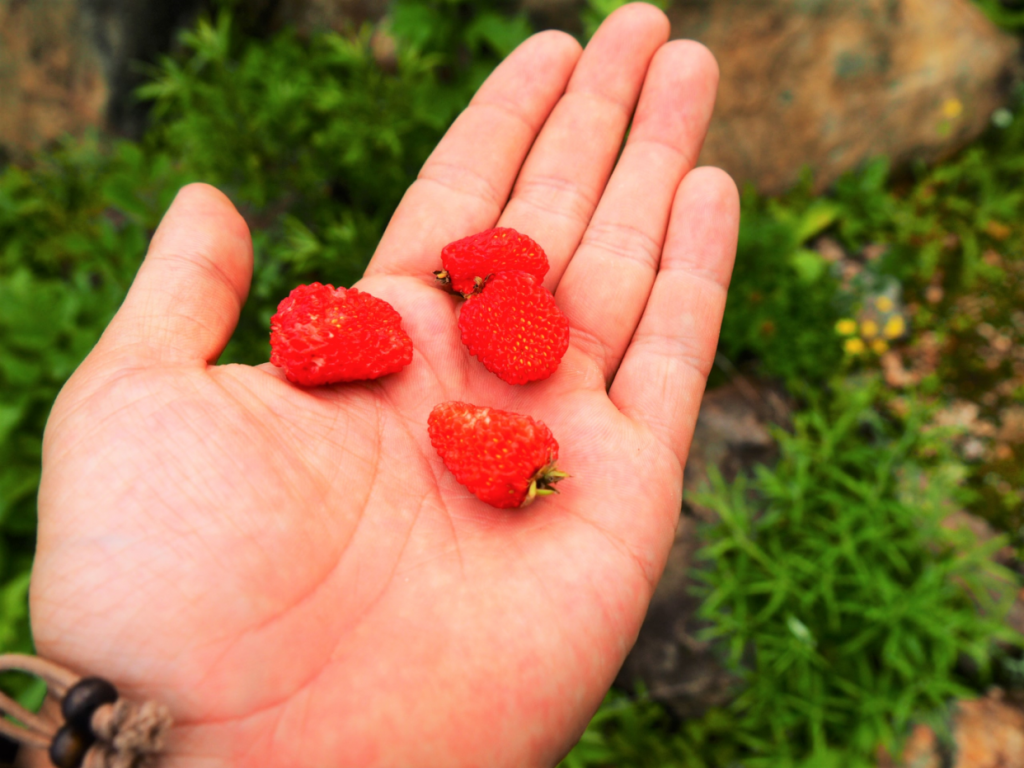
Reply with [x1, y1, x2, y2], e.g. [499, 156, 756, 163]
[718, 184, 849, 387]
[558, 689, 742, 768]
[691, 379, 1021, 763]
[391, 0, 533, 80]
[825, 92, 1024, 538]
[973, 0, 1024, 30]
[721, 79, 1024, 384]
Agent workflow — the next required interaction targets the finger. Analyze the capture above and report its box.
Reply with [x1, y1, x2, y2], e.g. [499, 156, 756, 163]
[99, 183, 253, 364]
[364, 31, 582, 280]
[609, 167, 739, 467]
[497, 3, 670, 286]
[555, 41, 719, 380]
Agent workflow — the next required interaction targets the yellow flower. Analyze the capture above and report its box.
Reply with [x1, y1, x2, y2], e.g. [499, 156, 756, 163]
[860, 320, 879, 338]
[942, 98, 963, 119]
[883, 315, 906, 339]
[871, 339, 889, 355]
[875, 296, 894, 313]
[845, 338, 866, 355]
[835, 318, 858, 336]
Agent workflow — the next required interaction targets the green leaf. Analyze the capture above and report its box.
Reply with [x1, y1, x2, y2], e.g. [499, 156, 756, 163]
[465, 12, 532, 57]
[789, 248, 828, 284]
[794, 200, 842, 244]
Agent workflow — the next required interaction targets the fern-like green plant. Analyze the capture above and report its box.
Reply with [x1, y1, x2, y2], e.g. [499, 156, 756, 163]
[718, 185, 850, 386]
[692, 381, 1021, 763]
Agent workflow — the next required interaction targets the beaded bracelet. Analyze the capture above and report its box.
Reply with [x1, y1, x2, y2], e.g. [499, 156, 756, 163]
[0, 654, 171, 768]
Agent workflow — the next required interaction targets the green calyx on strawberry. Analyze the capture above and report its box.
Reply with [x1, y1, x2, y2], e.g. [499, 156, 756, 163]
[522, 462, 570, 507]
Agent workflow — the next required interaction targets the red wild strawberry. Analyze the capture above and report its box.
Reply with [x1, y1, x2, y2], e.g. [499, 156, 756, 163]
[428, 401, 567, 508]
[458, 270, 569, 385]
[435, 227, 549, 297]
[270, 282, 413, 386]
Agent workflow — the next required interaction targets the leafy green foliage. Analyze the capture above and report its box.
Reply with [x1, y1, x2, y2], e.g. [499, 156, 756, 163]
[828, 88, 1024, 303]
[822, 93, 1024, 538]
[831, 146, 1024, 292]
[973, 0, 1024, 30]
[721, 88, 1024, 392]
[559, 690, 743, 768]
[392, 0, 532, 69]
[718, 186, 849, 386]
[691, 380, 1020, 763]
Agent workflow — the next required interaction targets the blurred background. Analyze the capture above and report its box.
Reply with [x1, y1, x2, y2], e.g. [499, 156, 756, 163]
[4, 0, 1024, 765]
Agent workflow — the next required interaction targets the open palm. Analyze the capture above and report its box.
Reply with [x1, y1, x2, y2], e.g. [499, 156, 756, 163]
[31, 6, 738, 767]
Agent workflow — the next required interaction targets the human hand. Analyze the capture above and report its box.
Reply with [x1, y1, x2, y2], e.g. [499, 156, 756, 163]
[31, 5, 738, 766]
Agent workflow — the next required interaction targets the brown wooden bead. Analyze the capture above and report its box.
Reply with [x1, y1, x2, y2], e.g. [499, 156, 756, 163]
[62, 677, 118, 731]
[48, 725, 94, 768]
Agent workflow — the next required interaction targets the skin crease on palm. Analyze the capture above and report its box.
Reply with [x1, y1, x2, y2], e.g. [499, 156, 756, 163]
[30, 5, 739, 767]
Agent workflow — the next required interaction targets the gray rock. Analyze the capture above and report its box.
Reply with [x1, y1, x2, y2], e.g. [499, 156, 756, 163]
[0, 0, 208, 151]
[877, 690, 1024, 768]
[0, 0, 108, 154]
[669, 0, 1022, 194]
[528, 0, 1022, 194]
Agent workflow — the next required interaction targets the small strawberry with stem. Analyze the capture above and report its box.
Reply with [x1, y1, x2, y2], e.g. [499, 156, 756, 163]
[435, 227, 549, 297]
[270, 282, 413, 386]
[428, 401, 568, 509]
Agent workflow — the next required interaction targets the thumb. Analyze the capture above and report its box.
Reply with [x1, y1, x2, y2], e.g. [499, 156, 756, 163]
[98, 183, 253, 365]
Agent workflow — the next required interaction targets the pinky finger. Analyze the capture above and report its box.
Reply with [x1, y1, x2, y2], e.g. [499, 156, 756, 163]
[608, 167, 739, 467]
